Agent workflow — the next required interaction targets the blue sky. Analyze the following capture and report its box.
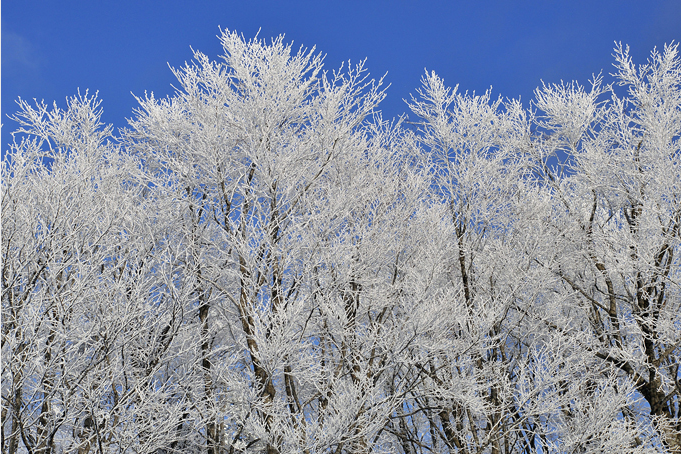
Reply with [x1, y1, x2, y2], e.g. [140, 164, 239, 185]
[2, 1, 680, 155]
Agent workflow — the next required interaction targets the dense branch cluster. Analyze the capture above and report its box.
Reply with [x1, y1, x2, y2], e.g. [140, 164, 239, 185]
[2, 30, 680, 454]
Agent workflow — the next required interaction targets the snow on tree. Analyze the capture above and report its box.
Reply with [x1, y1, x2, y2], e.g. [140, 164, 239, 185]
[2, 30, 679, 454]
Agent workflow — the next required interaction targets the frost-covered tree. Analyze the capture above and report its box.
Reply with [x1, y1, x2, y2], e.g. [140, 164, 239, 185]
[524, 43, 681, 452]
[2, 30, 680, 454]
[1, 92, 193, 453]
[121, 29, 447, 454]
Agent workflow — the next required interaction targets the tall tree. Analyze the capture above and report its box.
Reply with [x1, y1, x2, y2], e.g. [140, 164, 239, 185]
[3, 32, 679, 454]
[527, 43, 681, 452]
[1, 92, 193, 454]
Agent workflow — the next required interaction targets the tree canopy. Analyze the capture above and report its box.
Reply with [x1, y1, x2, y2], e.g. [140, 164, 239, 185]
[2, 30, 680, 454]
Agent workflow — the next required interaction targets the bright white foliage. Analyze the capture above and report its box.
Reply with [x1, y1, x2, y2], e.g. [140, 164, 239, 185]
[2, 31, 680, 454]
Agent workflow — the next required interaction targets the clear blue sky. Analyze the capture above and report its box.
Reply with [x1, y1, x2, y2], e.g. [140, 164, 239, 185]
[2, 1, 680, 154]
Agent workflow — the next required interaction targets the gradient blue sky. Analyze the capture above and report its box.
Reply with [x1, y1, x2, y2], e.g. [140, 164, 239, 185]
[2, 1, 680, 154]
